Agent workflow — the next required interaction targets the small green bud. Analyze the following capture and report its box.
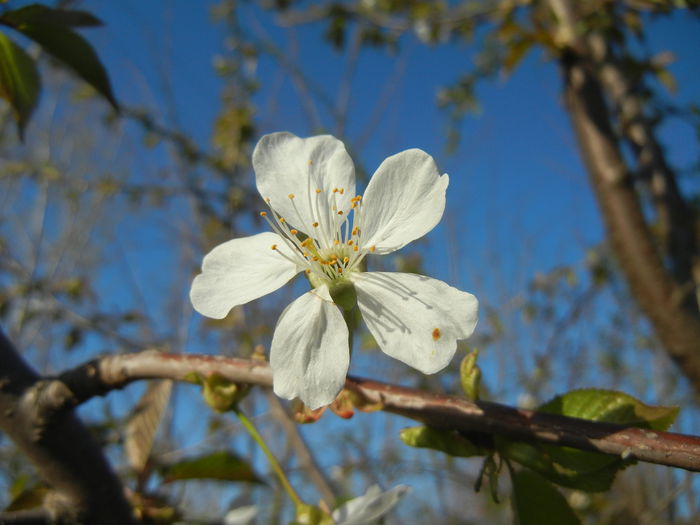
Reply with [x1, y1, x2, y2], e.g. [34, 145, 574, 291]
[460, 349, 481, 401]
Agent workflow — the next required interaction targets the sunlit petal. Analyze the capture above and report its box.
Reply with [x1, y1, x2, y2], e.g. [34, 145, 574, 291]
[253, 132, 355, 237]
[359, 149, 448, 254]
[190, 232, 300, 319]
[270, 285, 350, 409]
[353, 272, 478, 374]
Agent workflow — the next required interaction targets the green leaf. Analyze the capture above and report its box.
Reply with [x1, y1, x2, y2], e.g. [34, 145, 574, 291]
[501, 389, 679, 492]
[400, 426, 483, 457]
[500, 440, 620, 492]
[6, 21, 117, 110]
[511, 469, 580, 525]
[0, 32, 40, 138]
[538, 388, 679, 431]
[1, 5, 103, 27]
[160, 450, 263, 484]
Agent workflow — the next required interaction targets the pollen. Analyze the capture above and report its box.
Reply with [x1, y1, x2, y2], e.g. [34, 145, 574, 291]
[271, 244, 278, 250]
[432, 328, 441, 341]
[288, 193, 295, 199]
[260, 211, 267, 217]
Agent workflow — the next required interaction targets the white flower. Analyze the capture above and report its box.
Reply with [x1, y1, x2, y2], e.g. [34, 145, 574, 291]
[190, 132, 479, 409]
[332, 484, 410, 525]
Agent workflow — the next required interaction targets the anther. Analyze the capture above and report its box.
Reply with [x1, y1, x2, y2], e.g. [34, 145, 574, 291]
[271, 244, 278, 250]
[315, 188, 321, 194]
[312, 222, 319, 228]
[288, 193, 295, 199]
[260, 211, 267, 217]
[343, 257, 349, 263]
[280, 218, 286, 223]
[290, 229, 298, 235]
[339, 188, 345, 194]
[337, 211, 344, 215]
[333, 188, 338, 193]
[353, 246, 359, 252]
[370, 245, 376, 252]
[348, 240, 354, 245]
[305, 268, 311, 274]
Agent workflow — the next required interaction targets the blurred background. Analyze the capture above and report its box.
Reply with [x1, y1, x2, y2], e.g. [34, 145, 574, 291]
[1, 0, 699, 523]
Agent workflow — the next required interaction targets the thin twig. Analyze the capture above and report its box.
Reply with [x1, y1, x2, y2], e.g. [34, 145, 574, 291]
[52, 351, 700, 472]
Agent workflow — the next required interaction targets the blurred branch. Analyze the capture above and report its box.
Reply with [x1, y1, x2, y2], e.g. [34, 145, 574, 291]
[53, 351, 700, 472]
[0, 328, 137, 525]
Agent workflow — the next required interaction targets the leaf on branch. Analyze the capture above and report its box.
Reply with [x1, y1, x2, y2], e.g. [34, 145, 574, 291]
[160, 450, 264, 485]
[538, 388, 679, 431]
[400, 426, 484, 457]
[0, 5, 103, 28]
[0, 6, 118, 111]
[511, 469, 581, 525]
[0, 32, 40, 139]
[501, 389, 679, 492]
[125, 379, 173, 474]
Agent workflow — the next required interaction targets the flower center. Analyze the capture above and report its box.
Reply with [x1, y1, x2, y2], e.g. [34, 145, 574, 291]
[259, 188, 376, 290]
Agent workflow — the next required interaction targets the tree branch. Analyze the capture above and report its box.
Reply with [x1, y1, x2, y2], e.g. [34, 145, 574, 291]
[547, 0, 700, 395]
[0, 329, 137, 525]
[54, 351, 700, 472]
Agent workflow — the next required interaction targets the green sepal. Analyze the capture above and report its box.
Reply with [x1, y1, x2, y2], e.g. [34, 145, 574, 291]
[328, 280, 357, 311]
[460, 348, 481, 401]
[400, 425, 484, 457]
[511, 469, 581, 525]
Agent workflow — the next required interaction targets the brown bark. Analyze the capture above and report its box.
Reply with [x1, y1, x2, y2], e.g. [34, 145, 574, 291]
[0, 329, 137, 525]
[56, 351, 700, 472]
[547, 0, 700, 395]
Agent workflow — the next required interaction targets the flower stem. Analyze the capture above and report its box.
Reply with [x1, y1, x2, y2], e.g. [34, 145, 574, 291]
[235, 408, 303, 508]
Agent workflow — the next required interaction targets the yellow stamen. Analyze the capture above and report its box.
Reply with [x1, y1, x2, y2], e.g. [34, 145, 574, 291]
[280, 218, 286, 223]
[312, 222, 319, 228]
[288, 193, 295, 199]
[271, 244, 277, 250]
[290, 229, 298, 235]
[315, 188, 321, 194]
[353, 245, 359, 252]
[370, 245, 376, 252]
[337, 211, 344, 215]
[343, 257, 349, 264]
[260, 211, 267, 217]
[432, 328, 441, 341]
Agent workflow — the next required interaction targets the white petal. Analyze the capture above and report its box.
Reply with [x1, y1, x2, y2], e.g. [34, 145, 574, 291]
[253, 132, 355, 237]
[359, 149, 448, 254]
[190, 232, 300, 319]
[352, 272, 478, 374]
[332, 485, 411, 525]
[270, 286, 349, 409]
[224, 505, 258, 525]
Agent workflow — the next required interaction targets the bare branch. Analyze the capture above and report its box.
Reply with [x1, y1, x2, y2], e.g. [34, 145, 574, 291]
[57, 351, 700, 472]
[0, 329, 137, 525]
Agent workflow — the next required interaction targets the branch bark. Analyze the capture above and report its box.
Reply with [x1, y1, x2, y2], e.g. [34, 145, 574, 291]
[55, 351, 700, 472]
[0, 329, 137, 525]
[547, 0, 700, 395]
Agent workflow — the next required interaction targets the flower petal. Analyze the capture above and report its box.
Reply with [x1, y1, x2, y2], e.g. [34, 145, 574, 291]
[270, 285, 349, 409]
[332, 484, 411, 525]
[253, 132, 355, 238]
[359, 149, 448, 254]
[352, 272, 478, 374]
[190, 232, 300, 319]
